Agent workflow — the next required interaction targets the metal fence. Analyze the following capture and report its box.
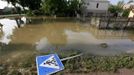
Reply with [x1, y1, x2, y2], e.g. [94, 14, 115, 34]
[89, 17, 134, 29]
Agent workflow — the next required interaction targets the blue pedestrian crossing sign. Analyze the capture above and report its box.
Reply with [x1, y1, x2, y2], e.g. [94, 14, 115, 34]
[36, 54, 64, 75]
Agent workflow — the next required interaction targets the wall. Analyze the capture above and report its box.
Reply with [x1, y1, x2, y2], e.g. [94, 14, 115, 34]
[128, 10, 134, 18]
[123, 4, 130, 10]
[83, 0, 109, 15]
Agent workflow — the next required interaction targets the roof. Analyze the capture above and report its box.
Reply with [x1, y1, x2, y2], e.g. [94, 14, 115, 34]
[123, 1, 134, 9]
[132, 9, 134, 13]
[128, 2, 134, 5]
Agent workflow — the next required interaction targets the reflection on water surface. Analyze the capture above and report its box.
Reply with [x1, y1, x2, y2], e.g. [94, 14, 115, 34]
[0, 18, 134, 62]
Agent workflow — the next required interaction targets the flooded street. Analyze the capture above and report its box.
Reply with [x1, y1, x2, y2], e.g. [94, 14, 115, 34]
[0, 18, 134, 63]
[1, 0, 134, 74]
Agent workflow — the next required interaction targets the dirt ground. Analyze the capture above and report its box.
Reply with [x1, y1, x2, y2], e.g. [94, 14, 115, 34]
[65, 69, 134, 75]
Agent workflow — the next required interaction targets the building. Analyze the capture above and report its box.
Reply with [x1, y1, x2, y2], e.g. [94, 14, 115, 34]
[82, 0, 110, 16]
[123, 1, 134, 18]
[128, 5, 134, 18]
[128, 9, 134, 18]
[123, 1, 134, 10]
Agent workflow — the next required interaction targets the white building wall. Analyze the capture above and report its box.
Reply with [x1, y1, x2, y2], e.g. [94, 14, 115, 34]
[83, 0, 110, 15]
[123, 4, 131, 9]
[86, 1, 109, 11]
[128, 10, 134, 18]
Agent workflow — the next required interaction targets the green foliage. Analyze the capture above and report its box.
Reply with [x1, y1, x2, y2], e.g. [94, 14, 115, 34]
[41, 0, 67, 16]
[8, 70, 22, 75]
[4, 0, 42, 11]
[25, 0, 42, 10]
[122, 9, 130, 17]
[108, 5, 123, 13]
[26, 10, 44, 16]
[66, 0, 82, 16]
[2, 49, 134, 74]
[117, 0, 124, 8]
[41, 0, 82, 16]
[0, 69, 8, 75]
[3, 0, 83, 16]
[3, 0, 19, 14]
[26, 10, 35, 16]
[63, 55, 134, 73]
[4, 0, 19, 5]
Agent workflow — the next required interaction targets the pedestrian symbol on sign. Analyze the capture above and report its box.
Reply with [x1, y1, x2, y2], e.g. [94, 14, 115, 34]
[40, 55, 59, 69]
[36, 54, 64, 75]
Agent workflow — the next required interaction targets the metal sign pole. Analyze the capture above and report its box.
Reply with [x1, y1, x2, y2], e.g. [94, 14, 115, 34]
[61, 53, 83, 61]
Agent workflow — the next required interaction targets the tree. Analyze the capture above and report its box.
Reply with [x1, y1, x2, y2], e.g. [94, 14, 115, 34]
[108, 5, 123, 13]
[3, 0, 42, 11]
[66, 0, 82, 16]
[3, 0, 18, 6]
[18, 0, 27, 11]
[2, 0, 19, 13]
[122, 9, 130, 17]
[25, 0, 41, 10]
[41, 0, 82, 16]
[3, 0, 83, 16]
[108, 0, 124, 14]
[41, 0, 67, 16]
[117, 0, 124, 8]
[3, 0, 42, 15]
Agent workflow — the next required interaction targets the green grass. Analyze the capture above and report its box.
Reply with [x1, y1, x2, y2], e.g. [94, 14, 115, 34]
[62, 55, 134, 73]
[1, 50, 134, 75]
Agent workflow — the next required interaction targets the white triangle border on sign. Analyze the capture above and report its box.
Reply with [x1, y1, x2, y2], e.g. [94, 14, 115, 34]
[39, 55, 60, 69]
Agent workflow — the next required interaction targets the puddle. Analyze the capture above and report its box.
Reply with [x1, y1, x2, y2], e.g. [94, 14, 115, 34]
[36, 29, 134, 56]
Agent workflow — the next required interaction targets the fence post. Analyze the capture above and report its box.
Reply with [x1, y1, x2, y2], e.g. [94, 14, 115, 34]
[106, 17, 110, 29]
[98, 18, 101, 29]
[124, 18, 130, 30]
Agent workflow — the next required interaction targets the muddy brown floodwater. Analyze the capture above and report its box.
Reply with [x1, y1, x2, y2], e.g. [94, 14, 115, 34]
[0, 17, 134, 75]
[0, 18, 134, 74]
